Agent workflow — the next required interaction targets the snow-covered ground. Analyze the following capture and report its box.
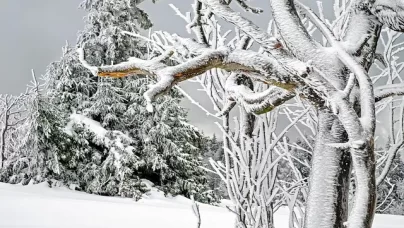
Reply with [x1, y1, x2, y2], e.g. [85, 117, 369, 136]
[0, 182, 402, 228]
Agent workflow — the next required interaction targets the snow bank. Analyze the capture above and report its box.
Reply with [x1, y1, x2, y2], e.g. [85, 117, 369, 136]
[0, 182, 402, 228]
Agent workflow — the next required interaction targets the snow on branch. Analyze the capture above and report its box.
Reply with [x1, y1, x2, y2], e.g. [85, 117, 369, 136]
[296, 0, 376, 137]
[374, 83, 404, 102]
[270, 0, 319, 59]
[376, 140, 404, 186]
[371, 0, 404, 33]
[217, 73, 296, 116]
[233, 0, 263, 14]
[199, 0, 278, 50]
[183, 0, 208, 44]
[78, 43, 310, 112]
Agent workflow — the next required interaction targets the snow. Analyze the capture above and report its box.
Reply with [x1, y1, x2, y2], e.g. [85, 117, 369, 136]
[65, 113, 108, 138]
[0, 182, 402, 228]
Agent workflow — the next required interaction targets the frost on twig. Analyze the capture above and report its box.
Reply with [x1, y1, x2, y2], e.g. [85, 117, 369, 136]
[371, 1, 404, 32]
[234, 0, 263, 14]
[218, 73, 295, 116]
[375, 83, 404, 102]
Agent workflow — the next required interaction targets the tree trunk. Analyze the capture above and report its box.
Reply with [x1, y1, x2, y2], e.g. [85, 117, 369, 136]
[305, 110, 351, 228]
[348, 143, 376, 228]
[0, 115, 8, 169]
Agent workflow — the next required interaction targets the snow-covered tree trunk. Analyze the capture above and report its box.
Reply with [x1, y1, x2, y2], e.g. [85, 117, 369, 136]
[305, 111, 351, 228]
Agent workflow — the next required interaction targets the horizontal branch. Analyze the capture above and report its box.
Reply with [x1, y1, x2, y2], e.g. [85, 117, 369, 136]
[374, 83, 404, 102]
[78, 47, 310, 112]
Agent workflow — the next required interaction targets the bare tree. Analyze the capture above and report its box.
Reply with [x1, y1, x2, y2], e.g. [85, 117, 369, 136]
[78, 0, 404, 228]
[0, 93, 28, 168]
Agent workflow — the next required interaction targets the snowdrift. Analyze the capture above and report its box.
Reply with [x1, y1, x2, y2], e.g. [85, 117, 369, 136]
[0, 182, 402, 228]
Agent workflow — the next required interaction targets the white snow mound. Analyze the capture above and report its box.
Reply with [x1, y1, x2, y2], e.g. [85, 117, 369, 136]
[0, 182, 402, 228]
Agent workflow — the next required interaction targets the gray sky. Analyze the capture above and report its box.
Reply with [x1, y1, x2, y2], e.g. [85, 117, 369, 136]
[0, 0, 84, 94]
[0, 0, 329, 137]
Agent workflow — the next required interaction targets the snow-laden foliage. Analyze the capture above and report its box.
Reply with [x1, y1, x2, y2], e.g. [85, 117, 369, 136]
[84, 0, 213, 201]
[63, 113, 147, 199]
[372, 27, 404, 215]
[0, 0, 216, 203]
[48, 0, 213, 203]
[200, 135, 227, 199]
[46, 44, 96, 114]
[0, 74, 76, 185]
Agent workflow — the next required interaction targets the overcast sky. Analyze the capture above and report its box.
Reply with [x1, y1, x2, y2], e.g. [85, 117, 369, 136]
[0, 0, 325, 137]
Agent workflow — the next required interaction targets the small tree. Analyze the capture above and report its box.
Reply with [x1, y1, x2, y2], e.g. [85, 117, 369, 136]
[2, 72, 75, 185]
[0, 93, 28, 169]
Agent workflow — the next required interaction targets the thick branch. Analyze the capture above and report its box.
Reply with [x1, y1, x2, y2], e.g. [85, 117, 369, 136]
[270, 0, 319, 60]
[78, 47, 310, 112]
[297, 1, 376, 137]
[371, 0, 404, 33]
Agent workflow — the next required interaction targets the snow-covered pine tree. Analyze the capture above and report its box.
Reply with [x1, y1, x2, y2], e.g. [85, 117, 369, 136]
[63, 115, 148, 199]
[46, 43, 96, 115]
[2, 73, 76, 185]
[123, 76, 216, 202]
[77, 0, 213, 202]
[77, 0, 150, 131]
[200, 135, 226, 198]
[85, 78, 126, 129]
[44, 0, 214, 202]
[135, 92, 214, 202]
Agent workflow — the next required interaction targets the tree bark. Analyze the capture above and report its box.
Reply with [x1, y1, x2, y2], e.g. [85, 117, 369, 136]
[305, 110, 351, 228]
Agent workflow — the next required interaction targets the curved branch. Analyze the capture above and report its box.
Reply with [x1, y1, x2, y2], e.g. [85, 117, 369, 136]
[343, 1, 382, 64]
[270, 0, 319, 60]
[217, 73, 295, 116]
[297, 1, 376, 136]
[224, 73, 295, 115]
[371, 0, 404, 32]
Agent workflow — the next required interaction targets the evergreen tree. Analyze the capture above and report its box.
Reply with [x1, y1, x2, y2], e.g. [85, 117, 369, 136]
[64, 116, 148, 199]
[46, 44, 96, 115]
[1, 75, 76, 185]
[200, 134, 226, 199]
[41, 0, 215, 202]
[85, 78, 126, 129]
